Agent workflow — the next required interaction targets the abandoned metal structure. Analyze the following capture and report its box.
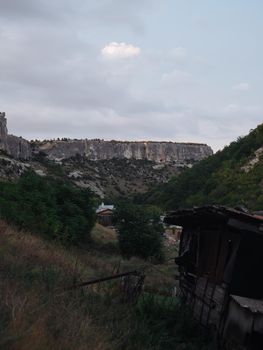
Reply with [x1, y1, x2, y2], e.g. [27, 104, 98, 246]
[165, 206, 263, 349]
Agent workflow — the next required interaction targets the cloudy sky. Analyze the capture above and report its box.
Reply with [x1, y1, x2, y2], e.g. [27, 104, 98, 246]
[0, 0, 262, 151]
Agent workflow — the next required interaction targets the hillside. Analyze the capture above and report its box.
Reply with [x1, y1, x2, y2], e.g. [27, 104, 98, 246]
[0, 221, 215, 350]
[140, 124, 263, 211]
[41, 157, 182, 199]
[0, 152, 182, 199]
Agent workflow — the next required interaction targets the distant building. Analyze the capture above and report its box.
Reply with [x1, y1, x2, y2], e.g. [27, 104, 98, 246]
[165, 206, 263, 350]
[96, 202, 115, 226]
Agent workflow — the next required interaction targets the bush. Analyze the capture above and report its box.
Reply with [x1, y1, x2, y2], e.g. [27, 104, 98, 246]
[114, 203, 164, 261]
[0, 171, 96, 245]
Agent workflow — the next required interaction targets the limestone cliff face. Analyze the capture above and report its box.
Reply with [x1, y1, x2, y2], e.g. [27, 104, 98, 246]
[0, 113, 8, 152]
[38, 139, 213, 164]
[0, 113, 32, 159]
[0, 113, 213, 163]
[7, 135, 32, 159]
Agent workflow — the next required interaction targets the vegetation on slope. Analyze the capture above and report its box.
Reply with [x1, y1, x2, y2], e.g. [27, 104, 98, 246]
[0, 221, 215, 350]
[29, 153, 182, 200]
[0, 172, 96, 245]
[140, 124, 263, 210]
[60, 157, 181, 200]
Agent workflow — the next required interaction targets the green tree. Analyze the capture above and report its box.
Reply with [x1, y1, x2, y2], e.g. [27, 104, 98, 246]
[0, 172, 96, 245]
[115, 203, 164, 261]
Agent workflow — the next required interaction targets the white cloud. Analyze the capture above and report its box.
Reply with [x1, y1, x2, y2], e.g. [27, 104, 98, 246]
[232, 82, 250, 92]
[101, 42, 141, 59]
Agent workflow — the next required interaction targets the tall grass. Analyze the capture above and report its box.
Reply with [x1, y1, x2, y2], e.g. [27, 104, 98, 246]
[0, 221, 215, 350]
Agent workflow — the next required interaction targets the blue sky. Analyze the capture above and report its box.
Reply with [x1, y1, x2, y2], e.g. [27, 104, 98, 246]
[0, 0, 262, 150]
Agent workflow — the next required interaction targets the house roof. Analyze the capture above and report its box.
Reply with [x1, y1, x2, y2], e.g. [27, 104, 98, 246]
[96, 203, 114, 214]
[164, 206, 263, 234]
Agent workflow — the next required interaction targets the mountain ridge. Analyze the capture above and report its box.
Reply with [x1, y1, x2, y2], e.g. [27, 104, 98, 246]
[1, 112, 213, 164]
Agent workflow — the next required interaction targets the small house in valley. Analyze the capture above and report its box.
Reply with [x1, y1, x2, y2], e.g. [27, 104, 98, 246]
[165, 206, 263, 350]
[96, 203, 115, 227]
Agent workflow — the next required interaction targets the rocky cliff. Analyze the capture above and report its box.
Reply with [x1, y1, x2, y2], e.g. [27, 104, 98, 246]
[0, 113, 213, 165]
[0, 112, 32, 159]
[7, 135, 32, 159]
[36, 140, 213, 165]
[0, 113, 8, 152]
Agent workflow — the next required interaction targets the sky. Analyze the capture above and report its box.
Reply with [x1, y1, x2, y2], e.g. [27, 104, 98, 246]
[0, 0, 262, 151]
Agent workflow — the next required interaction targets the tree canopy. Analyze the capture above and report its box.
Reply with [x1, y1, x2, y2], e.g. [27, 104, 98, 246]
[0, 171, 96, 245]
[114, 203, 164, 261]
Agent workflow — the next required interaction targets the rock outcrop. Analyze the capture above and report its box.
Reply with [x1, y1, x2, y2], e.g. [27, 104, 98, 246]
[7, 135, 32, 160]
[37, 140, 213, 165]
[241, 146, 263, 173]
[0, 112, 8, 152]
[0, 112, 32, 159]
[0, 113, 213, 164]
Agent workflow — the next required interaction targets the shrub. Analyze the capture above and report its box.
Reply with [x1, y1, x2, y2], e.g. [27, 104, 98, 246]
[114, 203, 164, 261]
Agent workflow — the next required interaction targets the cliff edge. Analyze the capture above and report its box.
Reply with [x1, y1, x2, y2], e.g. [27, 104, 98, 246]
[0, 113, 213, 164]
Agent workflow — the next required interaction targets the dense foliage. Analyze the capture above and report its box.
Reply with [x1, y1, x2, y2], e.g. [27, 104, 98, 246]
[140, 124, 263, 210]
[0, 172, 96, 245]
[114, 203, 164, 261]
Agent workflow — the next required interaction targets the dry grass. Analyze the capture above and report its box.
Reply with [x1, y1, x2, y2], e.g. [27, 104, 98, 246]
[91, 223, 117, 244]
[0, 220, 179, 350]
[0, 221, 118, 349]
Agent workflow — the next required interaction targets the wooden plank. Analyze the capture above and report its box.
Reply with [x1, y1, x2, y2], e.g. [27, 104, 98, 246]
[180, 275, 227, 328]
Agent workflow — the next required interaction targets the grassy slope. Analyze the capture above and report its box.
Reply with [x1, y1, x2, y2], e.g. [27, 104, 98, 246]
[0, 222, 215, 350]
[141, 124, 263, 210]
